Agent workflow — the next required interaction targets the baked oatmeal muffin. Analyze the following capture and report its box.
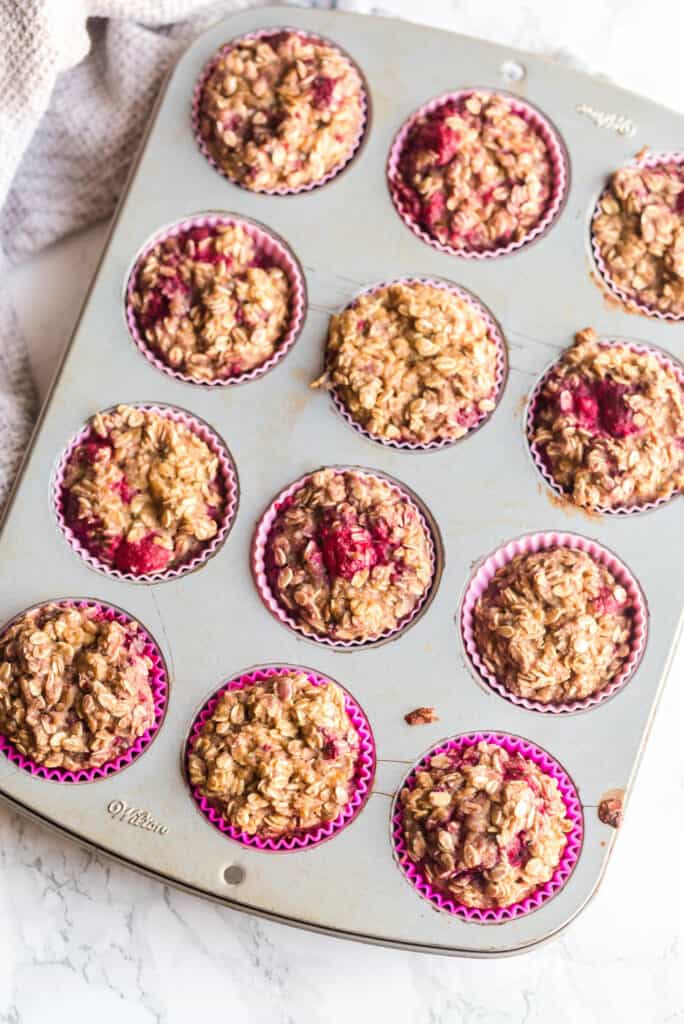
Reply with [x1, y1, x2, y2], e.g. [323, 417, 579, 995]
[62, 405, 226, 577]
[188, 670, 360, 837]
[393, 91, 558, 253]
[531, 328, 684, 510]
[128, 222, 292, 382]
[197, 31, 365, 192]
[263, 468, 434, 643]
[472, 548, 634, 704]
[592, 159, 684, 316]
[400, 740, 573, 909]
[312, 281, 501, 444]
[0, 604, 156, 772]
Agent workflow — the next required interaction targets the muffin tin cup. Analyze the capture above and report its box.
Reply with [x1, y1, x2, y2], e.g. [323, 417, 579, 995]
[591, 151, 684, 321]
[0, 600, 168, 784]
[390, 731, 583, 922]
[53, 403, 239, 584]
[324, 277, 508, 451]
[460, 531, 648, 714]
[387, 89, 569, 260]
[526, 338, 684, 516]
[125, 212, 307, 387]
[185, 665, 376, 851]
[191, 27, 369, 196]
[251, 468, 438, 649]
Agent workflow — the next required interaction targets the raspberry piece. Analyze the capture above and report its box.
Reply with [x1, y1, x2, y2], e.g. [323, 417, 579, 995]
[263, 30, 291, 51]
[188, 227, 211, 244]
[311, 75, 337, 110]
[593, 585, 627, 616]
[114, 534, 172, 575]
[455, 405, 481, 429]
[559, 378, 639, 438]
[81, 437, 112, 464]
[421, 190, 446, 229]
[594, 379, 639, 438]
[319, 522, 378, 580]
[142, 289, 169, 327]
[506, 831, 529, 868]
[112, 477, 137, 504]
[416, 120, 460, 167]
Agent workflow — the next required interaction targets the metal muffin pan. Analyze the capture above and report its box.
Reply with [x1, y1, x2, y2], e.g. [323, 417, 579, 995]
[0, 4, 682, 957]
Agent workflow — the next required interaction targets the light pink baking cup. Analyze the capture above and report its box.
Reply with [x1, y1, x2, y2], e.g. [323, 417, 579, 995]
[387, 89, 569, 260]
[53, 404, 239, 584]
[391, 732, 583, 922]
[191, 28, 369, 196]
[252, 468, 439, 649]
[0, 600, 168, 784]
[591, 152, 684, 321]
[460, 531, 648, 714]
[324, 277, 508, 450]
[186, 665, 376, 851]
[526, 338, 684, 516]
[125, 213, 307, 387]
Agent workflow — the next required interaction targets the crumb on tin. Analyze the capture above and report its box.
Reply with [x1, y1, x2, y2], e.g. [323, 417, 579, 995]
[598, 795, 624, 828]
[404, 706, 439, 726]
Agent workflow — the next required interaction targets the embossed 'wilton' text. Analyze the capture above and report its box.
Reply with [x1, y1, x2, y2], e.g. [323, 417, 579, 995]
[107, 799, 168, 835]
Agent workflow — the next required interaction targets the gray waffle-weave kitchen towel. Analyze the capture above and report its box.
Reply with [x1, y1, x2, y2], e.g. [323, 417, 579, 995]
[0, 0, 253, 510]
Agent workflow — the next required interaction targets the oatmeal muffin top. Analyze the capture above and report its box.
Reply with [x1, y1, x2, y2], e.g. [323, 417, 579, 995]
[393, 91, 556, 252]
[129, 222, 292, 383]
[472, 547, 634, 705]
[188, 670, 360, 837]
[62, 405, 226, 577]
[197, 31, 365, 192]
[0, 604, 156, 772]
[531, 328, 684, 510]
[592, 160, 684, 317]
[400, 740, 573, 909]
[313, 281, 501, 444]
[264, 468, 434, 643]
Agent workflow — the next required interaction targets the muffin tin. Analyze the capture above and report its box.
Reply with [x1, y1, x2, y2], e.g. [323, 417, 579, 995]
[0, 5, 681, 956]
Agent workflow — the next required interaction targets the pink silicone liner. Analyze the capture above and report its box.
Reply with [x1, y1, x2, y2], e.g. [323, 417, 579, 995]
[391, 732, 583, 922]
[591, 151, 684, 321]
[387, 89, 569, 260]
[460, 531, 648, 714]
[0, 600, 168, 784]
[252, 468, 438, 649]
[526, 337, 684, 516]
[125, 212, 307, 387]
[191, 27, 369, 196]
[53, 403, 239, 584]
[325, 277, 508, 451]
[186, 665, 376, 851]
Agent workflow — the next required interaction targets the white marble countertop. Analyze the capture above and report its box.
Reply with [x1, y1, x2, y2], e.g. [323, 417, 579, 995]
[3, 2, 684, 1020]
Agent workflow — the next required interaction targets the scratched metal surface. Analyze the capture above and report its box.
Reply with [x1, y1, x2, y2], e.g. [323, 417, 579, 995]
[0, 4, 682, 957]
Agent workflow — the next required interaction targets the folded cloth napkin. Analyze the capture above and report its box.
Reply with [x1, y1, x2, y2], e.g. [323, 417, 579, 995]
[0, 0, 256, 509]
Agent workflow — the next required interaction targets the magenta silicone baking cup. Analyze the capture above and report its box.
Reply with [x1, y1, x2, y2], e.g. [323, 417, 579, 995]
[391, 731, 583, 922]
[0, 600, 168, 784]
[191, 28, 369, 196]
[125, 212, 307, 387]
[186, 665, 376, 851]
[526, 337, 684, 516]
[591, 152, 684, 321]
[252, 467, 439, 649]
[387, 89, 569, 260]
[460, 530, 648, 714]
[53, 403, 239, 584]
[323, 277, 508, 451]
